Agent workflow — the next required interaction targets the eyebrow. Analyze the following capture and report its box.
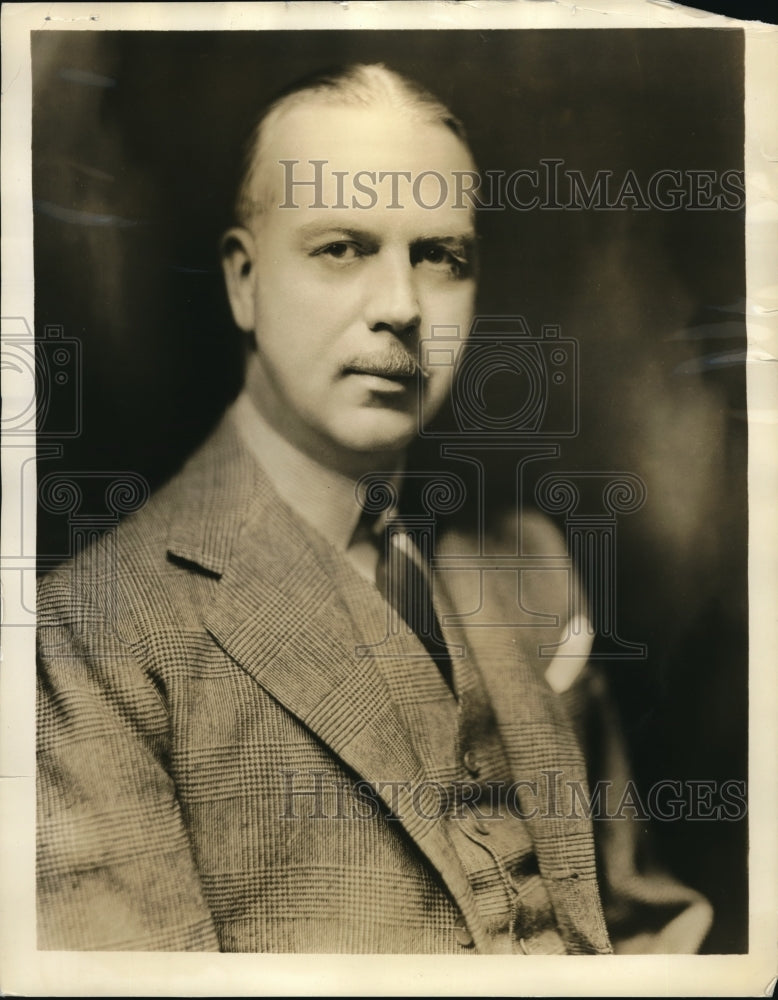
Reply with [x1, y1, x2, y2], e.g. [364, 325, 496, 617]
[295, 222, 477, 248]
[412, 234, 477, 252]
[297, 224, 375, 243]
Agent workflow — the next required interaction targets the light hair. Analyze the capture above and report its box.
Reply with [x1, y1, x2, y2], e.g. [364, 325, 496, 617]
[234, 63, 470, 225]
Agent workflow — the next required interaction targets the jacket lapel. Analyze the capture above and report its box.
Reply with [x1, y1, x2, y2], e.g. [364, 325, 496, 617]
[166, 416, 492, 952]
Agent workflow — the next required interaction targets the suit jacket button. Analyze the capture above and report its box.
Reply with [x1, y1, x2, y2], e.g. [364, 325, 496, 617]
[454, 914, 474, 948]
[463, 750, 480, 776]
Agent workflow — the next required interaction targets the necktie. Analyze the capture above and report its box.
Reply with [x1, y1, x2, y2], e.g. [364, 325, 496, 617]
[374, 519, 455, 693]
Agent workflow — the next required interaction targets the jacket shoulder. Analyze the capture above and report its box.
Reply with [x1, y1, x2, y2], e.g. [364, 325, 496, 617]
[37, 414, 251, 642]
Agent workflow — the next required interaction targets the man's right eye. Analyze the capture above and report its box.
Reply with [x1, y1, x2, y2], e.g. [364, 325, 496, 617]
[312, 242, 361, 262]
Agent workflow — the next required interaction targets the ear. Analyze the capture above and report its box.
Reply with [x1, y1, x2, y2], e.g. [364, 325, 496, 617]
[220, 226, 258, 333]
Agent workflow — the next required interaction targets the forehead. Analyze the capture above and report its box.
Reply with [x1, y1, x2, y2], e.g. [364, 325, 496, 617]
[263, 101, 474, 173]
[254, 101, 477, 227]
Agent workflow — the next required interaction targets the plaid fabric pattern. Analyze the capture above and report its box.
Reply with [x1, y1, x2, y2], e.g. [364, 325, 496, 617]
[36, 415, 712, 953]
[327, 534, 566, 954]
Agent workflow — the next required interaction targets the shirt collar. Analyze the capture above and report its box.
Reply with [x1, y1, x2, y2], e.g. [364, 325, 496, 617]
[229, 390, 400, 552]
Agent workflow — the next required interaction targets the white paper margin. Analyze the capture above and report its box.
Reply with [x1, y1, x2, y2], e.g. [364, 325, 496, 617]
[2, 2, 776, 996]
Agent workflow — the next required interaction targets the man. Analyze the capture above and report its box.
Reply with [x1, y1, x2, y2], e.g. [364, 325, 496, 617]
[36, 64, 711, 954]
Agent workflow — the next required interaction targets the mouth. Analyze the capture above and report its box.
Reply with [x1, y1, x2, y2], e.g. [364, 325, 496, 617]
[342, 350, 430, 385]
[345, 372, 415, 396]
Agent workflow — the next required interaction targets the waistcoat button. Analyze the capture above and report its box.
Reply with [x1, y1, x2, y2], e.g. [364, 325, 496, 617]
[463, 750, 480, 776]
[454, 914, 474, 948]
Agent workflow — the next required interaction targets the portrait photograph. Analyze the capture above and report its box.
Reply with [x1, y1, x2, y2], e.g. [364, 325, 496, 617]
[1, 1, 776, 996]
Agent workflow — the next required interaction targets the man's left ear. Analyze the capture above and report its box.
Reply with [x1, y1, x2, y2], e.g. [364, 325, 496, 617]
[220, 226, 258, 333]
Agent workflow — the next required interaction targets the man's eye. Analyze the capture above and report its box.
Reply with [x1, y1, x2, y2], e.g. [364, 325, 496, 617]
[412, 243, 470, 277]
[313, 242, 361, 262]
[421, 246, 446, 264]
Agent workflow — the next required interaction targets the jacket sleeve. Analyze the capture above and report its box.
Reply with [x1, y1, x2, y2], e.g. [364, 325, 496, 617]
[36, 562, 220, 952]
[519, 508, 713, 953]
[558, 665, 714, 954]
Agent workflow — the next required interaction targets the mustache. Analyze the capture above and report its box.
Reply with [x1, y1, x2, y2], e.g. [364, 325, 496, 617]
[343, 344, 430, 380]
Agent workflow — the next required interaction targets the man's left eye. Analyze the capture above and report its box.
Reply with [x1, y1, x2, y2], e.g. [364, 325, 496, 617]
[412, 243, 469, 277]
[421, 246, 446, 264]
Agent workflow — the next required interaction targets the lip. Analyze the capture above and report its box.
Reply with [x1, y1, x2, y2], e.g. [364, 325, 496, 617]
[347, 371, 415, 393]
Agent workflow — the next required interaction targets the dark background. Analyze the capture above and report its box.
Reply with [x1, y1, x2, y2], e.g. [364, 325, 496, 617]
[33, 28, 747, 952]
[682, 0, 778, 21]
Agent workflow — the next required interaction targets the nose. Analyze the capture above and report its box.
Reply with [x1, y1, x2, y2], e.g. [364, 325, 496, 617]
[364, 248, 421, 337]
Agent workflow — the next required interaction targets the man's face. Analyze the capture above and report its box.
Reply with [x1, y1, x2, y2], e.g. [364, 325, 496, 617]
[223, 101, 477, 475]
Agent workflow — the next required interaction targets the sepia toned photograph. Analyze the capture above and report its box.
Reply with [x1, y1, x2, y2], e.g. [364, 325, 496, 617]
[2, 2, 776, 995]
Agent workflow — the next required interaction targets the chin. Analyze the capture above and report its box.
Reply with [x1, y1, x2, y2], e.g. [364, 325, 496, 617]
[336, 417, 417, 458]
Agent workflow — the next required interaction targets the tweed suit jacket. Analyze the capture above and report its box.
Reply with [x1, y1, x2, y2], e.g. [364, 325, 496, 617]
[36, 412, 712, 953]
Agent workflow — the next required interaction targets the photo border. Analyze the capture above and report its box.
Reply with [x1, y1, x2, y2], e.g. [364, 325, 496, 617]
[2, 2, 776, 995]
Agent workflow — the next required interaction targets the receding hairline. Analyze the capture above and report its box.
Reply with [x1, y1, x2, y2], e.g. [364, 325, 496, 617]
[234, 63, 473, 226]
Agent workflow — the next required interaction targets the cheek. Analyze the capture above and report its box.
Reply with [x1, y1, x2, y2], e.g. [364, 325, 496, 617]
[421, 283, 475, 329]
[261, 266, 362, 334]
[423, 359, 459, 414]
